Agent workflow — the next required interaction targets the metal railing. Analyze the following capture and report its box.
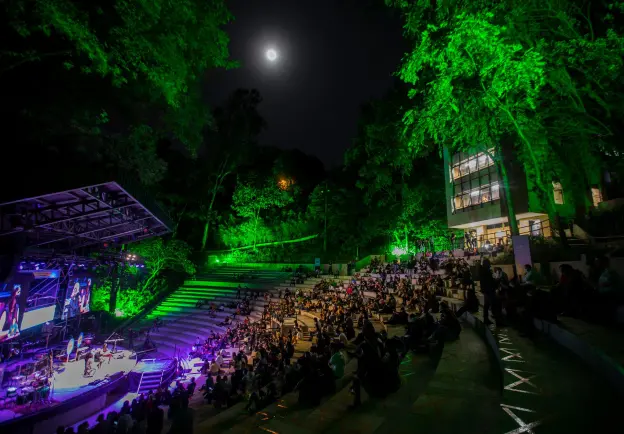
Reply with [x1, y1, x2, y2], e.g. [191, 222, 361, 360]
[449, 220, 553, 251]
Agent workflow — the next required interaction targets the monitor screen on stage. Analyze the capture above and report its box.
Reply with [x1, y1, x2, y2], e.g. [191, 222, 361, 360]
[0, 284, 23, 342]
[62, 277, 92, 320]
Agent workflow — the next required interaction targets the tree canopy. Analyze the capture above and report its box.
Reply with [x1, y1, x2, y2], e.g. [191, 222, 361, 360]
[1, 0, 237, 185]
[388, 0, 624, 226]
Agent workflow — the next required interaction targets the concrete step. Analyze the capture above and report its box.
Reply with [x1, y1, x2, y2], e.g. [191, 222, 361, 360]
[170, 291, 268, 304]
[149, 307, 262, 322]
[156, 301, 264, 315]
[183, 281, 269, 289]
[161, 296, 266, 308]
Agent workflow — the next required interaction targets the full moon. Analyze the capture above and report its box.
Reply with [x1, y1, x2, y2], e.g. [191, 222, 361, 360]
[266, 48, 278, 62]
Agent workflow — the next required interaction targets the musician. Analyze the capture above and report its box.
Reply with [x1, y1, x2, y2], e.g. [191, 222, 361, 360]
[47, 350, 54, 377]
[95, 350, 103, 369]
[84, 351, 94, 376]
[101, 343, 113, 364]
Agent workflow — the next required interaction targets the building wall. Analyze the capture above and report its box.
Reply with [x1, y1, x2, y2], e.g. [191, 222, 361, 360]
[444, 145, 606, 234]
[444, 146, 531, 228]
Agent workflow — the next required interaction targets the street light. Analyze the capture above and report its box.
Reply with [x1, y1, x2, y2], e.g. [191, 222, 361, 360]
[278, 178, 291, 190]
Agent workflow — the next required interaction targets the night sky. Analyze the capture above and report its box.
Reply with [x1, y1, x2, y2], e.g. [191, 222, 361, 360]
[205, 0, 408, 168]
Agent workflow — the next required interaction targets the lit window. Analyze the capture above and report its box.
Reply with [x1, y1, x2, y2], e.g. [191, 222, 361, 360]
[591, 187, 603, 207]
[451, 166, 460, 182]
[552, 182, 564, 205]
[451, 182, 500, 212]
[451, 149, 495, 180]
[454, 196, 463, 211]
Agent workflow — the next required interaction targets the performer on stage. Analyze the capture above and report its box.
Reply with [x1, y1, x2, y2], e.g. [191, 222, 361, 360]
[83, 351, 94, 377]
[95, 349, 103, 369]
[47, 349, 54, 377]
[101, 343, 113, 364]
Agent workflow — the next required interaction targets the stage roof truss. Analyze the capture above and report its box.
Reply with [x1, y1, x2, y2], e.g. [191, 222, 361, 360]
[0, 182, 170, 252]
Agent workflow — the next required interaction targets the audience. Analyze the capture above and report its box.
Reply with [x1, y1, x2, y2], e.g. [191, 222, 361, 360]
[58, 251, 623, 434]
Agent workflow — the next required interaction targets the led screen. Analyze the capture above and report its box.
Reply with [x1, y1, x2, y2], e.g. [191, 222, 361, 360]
[0, 284, 23, 342]
[61, 278, 92, 320]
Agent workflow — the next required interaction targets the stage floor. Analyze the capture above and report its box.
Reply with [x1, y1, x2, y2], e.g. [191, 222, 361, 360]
[0, 350, 136, 423]
[52, 350, 136, 400]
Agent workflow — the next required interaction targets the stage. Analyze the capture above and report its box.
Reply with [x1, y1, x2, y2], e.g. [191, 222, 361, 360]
[0, 350, 137, 432]
[48, 350, 136, 402]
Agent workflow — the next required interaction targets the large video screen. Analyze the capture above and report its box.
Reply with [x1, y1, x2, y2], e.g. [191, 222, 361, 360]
[22, 271, 60, 331]
[0, 284, 23, 342]
[61, 277, 92, 320]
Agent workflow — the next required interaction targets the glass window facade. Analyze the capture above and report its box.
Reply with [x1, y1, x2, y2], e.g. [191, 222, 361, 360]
[552, 182, 564, 205]
[451, 149, 495, 181]
[591, 187, 602, 207]
[453, 182, 500, 212]
[450, 149, 499, 213]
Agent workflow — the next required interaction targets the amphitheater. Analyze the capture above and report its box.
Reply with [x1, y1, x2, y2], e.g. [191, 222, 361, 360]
[121, 262, 624, 434]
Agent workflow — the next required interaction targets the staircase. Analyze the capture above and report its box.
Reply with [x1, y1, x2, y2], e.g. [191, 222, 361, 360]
[137, 267, 292, 359]
[136, 370, 163, 394]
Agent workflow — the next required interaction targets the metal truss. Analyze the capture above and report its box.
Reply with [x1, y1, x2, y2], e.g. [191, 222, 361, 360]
[0, 182, 170, 252]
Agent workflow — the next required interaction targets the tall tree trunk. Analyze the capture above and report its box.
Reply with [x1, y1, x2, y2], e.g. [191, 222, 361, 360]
[142, 265, 162, 292]
[200, 186, 220, 251]
[171, 203, 188, 239]
[500, 108, 564, 241]
[496, 154, 520, 237]
[201, 221, 210, 251]
[404, 226, 409, 252]
[483, 136, 519, 237]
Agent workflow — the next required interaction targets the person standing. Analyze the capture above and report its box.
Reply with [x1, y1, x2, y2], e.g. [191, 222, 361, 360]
[479, 259, 497, 325]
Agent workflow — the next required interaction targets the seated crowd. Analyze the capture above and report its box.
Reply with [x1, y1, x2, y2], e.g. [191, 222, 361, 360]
[58, 251, 621, 434]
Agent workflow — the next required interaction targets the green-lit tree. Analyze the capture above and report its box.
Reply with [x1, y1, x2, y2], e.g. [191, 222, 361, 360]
[307, 182, 369, 258]
[131, 238, 196, 290]
[388, 0, 624, 236]
[3, 0, 235, 109]
[345, 85, 449, 255]
[230, 178, 294, 248]
[194, 89, 266, 251]
[1, 0, 237, 185]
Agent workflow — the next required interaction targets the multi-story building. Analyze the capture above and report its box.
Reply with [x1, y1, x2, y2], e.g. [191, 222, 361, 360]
[443, 147, 609, 249]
